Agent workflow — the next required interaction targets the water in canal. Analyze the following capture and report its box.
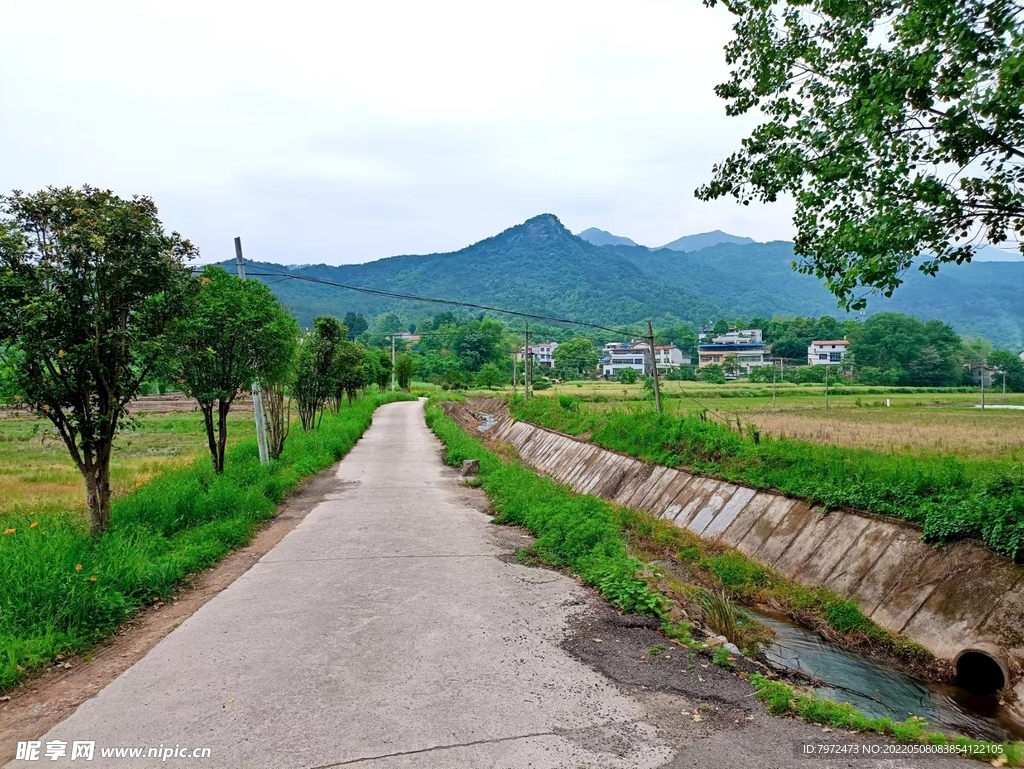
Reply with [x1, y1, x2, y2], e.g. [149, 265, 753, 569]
[749, 608, 1024, 743]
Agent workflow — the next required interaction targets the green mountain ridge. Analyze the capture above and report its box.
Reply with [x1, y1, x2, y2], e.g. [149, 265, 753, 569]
[232, 214, 1024, 349]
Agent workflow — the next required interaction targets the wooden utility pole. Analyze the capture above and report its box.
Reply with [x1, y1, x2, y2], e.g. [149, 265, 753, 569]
[524, 321, 532, 401]
[981, 364, 986, 411]
[512, 349, 517, 395]
[387, 333, 395, 391]
[771, 361, 777, 407]
[234, 237, 269, 465]
[646, 320, 662, 414]
[824, 364, 830, 411]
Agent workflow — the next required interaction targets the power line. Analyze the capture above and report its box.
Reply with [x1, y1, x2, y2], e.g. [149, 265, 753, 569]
[242, 267, 648, 338]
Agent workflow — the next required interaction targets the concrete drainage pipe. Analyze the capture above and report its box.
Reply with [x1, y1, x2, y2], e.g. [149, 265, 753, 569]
[954, 643, 1010, 695]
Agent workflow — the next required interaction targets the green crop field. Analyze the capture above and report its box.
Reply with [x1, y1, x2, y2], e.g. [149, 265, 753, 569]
[471, 379, 1024, 461]
[0, 411, 255, 517]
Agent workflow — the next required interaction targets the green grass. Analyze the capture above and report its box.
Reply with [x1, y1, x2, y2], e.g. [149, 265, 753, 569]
[0, 412, 256, 515]
[0, 393, 416, 691]
[749, 674, 1023, 764]
[510, 396, 1024, 562]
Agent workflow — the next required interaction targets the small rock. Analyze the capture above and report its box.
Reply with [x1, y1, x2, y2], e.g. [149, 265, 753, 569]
[704, 636, 726, 649]
[461, 459, 480, 477]
[723, 642, 741, 655]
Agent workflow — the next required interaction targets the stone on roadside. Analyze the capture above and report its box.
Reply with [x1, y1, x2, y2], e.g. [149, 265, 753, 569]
[461, 459, 480, 477]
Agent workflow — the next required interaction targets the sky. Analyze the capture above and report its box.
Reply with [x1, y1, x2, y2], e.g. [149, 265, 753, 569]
[1, 0, 799, 265]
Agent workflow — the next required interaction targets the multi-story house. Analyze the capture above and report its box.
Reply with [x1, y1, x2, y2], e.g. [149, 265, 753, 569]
[807, 339, 849, 365]
[697, 329, 772, 378]
[653, 345, 690, 372]
[516, 342, 559, 369]
[601, 342, 651, 378]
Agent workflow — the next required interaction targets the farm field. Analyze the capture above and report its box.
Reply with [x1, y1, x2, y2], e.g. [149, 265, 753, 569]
[482, 380, 1024, 461]
[0, 409, 255, 517]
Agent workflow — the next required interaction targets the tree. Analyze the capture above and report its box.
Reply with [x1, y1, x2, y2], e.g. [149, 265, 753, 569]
[699, 364, 727, 384]
[294, 316, 345, 431]
[476, 362, 505, 389]
[343, 312, 368, 341]
[167, 266, 297, 473]
[376, 312, 404, 334]
[395, 353, 415, 391]
[849, 312, 961, 385]
[617, 367, 639, 384]
[331, 341, 366, 406]
[712, 319, 730, 336]
[369, 349, 392, 392]
[454, 318, 505, 371]
[723, 354, 740, 378]
[989, 349, 1024, 392]
[700, 0, 1024, 309]
[553, 338, 598, 375]
[0, 186, 195, 533]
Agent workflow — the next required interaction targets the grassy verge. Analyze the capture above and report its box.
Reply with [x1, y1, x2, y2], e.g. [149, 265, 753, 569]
[510, 396, 1024, 562]
[0, 392, 416, 691]
[427, 400, 1023, 764]
[750, 674, 1023, 763]
[613, 500, 933, 668]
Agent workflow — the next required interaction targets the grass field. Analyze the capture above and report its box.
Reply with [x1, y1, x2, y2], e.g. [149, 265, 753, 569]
[0, 412, 255, 515]
[471, 380, 1024, 461]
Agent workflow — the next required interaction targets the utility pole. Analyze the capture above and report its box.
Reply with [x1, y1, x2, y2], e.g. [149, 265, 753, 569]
[234, 237, 270, 465]
[524, 321, 531, 401]
[646, 320, 662, 414]
[390, 335, 396, 392]
[824, 364, 830, 411]
[980, 364, 986, 411]
[771, 360, 777, 407]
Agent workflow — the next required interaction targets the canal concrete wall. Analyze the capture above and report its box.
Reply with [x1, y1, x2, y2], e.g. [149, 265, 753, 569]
[443, 401, 1024, 673]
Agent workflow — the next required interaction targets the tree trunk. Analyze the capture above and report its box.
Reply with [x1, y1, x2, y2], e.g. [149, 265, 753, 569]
[216, 399, 230, 473]
[83, 458, 112, 535]
[200, 403, 222, 473]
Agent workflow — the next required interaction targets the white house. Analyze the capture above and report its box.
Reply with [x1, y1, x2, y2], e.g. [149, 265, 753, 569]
[653, 345, 689, 371]
[516, 342, 559, 369]
[807, 339, 849, 366]
[601, 342, 650, 378]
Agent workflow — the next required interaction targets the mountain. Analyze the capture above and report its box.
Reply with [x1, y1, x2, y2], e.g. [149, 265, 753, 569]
[236, 214, 726, 331]
[576, 227, 640, 247]
[658, 230, 755, 252]
[233, 214, 1024, 349]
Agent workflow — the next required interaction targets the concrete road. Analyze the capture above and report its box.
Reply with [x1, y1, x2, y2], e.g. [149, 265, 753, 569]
[7, 401, 971, 768]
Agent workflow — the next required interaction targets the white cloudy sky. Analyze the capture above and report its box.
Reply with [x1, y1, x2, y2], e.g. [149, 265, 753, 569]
[1, 0, 796, 265]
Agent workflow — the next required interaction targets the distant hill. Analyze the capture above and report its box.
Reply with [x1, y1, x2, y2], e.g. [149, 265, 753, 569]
[658, 230, 755, 252]
[231, 214, 1024, 349]
[576, 227, 640, 247]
